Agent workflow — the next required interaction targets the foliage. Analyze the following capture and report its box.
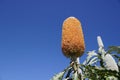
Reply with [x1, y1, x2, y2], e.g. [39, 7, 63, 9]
[51, 36, 120, 80]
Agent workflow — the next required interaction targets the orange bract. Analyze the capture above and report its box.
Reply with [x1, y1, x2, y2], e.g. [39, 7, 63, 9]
[61, 17, 85, 58]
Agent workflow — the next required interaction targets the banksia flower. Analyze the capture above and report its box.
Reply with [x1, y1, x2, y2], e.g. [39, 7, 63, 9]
[104, 54, 119, 72]
[61, 17, 85, 58]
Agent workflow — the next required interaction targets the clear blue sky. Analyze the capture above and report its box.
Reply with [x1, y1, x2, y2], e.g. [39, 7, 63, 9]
[0, 0, 120, 80]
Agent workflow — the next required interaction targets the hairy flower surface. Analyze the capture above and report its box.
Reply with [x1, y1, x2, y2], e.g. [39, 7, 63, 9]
[61, 17, 85, 58]
[104, 54, 119, 72]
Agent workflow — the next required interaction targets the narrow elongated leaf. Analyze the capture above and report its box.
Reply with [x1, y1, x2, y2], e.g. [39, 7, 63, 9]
[72, 71, 79, 80]
[88, 57, 98, 65]
[83, 50, 97, 65]
[51, 71, 65, 80]
[107, 46, 120, 54]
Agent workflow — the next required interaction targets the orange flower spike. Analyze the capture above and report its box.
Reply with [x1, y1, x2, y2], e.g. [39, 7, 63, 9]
[61, 17, 85, 58]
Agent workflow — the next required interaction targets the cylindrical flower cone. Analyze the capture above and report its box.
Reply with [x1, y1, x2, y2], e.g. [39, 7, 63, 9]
[61, 17, 85, 59]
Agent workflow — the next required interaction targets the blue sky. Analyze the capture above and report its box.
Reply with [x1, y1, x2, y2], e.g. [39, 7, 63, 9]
[0, 0, 120, 80]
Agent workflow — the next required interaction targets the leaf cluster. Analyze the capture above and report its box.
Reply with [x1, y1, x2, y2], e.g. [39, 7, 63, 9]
[51, 46, 120, 80]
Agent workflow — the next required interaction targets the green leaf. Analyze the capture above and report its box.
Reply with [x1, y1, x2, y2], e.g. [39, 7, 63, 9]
[63, 78, 69, 80]
[83, 65, 119, 79]
[107, 46, 120, 54]
[72, 71, 78, 80]
[50, 71, 65, 80]
[88, 57, 98, 65]
[50, 66, 71, 80]
[106, 76, 118, 80]
[112, 54, 120, 59]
